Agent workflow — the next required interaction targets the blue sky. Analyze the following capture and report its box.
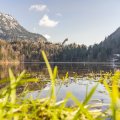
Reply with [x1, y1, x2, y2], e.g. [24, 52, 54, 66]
[0, 0, 120, 45]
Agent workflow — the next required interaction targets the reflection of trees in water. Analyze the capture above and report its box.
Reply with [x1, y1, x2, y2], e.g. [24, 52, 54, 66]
[0, 65, 8, 79]
[24, 63, 115, 77]
[0, 63, 48, 93]
[0, 63, 115, 79]
[0, 63, 25, 79]
[50, 63, 114, 75]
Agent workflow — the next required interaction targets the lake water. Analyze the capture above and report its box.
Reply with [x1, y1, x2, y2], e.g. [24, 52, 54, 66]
[0, 62, 119, 79]
[0, 62, 118, 108]
[26, 79, 110, 107]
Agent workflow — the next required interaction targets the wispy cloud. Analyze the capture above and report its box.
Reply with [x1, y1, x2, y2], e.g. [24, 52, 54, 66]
[44, 34, 51, 39]
[39, 14, 59, 27]
[29, 4, 47, 12]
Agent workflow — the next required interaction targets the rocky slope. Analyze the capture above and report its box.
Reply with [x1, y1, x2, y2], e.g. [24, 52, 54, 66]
[0, 12, 46, 42]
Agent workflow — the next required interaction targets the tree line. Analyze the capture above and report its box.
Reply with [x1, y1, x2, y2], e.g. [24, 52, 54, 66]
[1, 33, 120, 62]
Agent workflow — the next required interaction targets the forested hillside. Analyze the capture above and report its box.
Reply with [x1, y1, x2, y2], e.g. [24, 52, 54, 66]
[0, 39, 20, 62]
[10, 40, 62, 62]
[53, 27, 120, 62]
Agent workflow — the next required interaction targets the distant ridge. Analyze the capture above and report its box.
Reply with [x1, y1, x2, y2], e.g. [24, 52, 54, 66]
[0, 12, 46, 42]
[99, 27, 120, 55]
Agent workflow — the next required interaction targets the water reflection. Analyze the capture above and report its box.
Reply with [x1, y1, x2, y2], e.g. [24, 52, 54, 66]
[26, 79, 110, 107]
[0, 62, 113, 109]
[0, 62, 119, 79]
[0, 63, 25, 79]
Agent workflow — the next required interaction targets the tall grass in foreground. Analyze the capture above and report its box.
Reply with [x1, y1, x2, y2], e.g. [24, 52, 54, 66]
[103, 71, 120, 120]
[0, 51, 120, 119]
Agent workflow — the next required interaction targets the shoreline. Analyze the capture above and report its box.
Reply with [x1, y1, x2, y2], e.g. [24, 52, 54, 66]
[0, 60, 20, 65]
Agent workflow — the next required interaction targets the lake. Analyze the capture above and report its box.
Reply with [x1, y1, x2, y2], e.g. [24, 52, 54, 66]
[0, 62, 118, 108]
[0, 62, 119, 79]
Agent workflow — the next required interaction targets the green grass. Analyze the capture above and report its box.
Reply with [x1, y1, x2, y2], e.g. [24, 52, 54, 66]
[0, 51, 120, 119]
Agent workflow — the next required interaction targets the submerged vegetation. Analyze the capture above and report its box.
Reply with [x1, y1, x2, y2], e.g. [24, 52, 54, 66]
[0, 51, 120, 120]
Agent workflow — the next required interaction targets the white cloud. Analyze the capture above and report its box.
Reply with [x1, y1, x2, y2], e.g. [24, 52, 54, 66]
[44, 34, 51, 39]
[29, 4, 47, 12]
[39, 14, 59, 27]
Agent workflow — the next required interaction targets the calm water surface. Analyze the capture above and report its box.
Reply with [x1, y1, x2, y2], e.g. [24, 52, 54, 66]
[0, 62, 119, 106]
[27, 79, 110, 106]
[0, 62, 119, 79]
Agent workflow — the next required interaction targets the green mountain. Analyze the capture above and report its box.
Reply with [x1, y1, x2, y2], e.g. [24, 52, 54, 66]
[53, 28, 120, 62]
[87, 28, 120, 61]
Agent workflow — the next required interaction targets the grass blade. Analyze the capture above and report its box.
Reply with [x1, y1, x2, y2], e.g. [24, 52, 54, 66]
[9, 68, 16, 104]
[83, 84, 98, 105]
